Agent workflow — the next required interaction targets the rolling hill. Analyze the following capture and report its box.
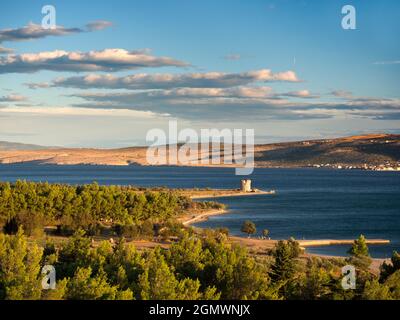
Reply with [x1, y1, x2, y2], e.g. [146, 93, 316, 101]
[0, 134, 398, 169]
[0, 141, 57, 151]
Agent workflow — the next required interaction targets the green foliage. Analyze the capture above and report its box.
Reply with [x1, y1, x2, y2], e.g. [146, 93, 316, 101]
[291, 257, 335, 300]
[0, 229, 43, 299]
[138, 248, 181, 300]
[241, 220, 256, 238]
[215, 227, 229, 236]
[348, 235, 370, 257]
[158, 220, 187, 241]
[383, 270, 400, 299]
[0, 227, 396, 301]
[190, 201, 226, 211]
[346, 235, 372, 271]
[362, 279, 393, 300]
[66, 267, 120, 300]
[380, 251, 400, 282]
[270, 239, 300, 282]
[41, 278, 68, 300]
[3, 210, 45, 237]
[168, 234, 205, 279]
[0, 181, 195, 235]
[166, 233, 265, 299]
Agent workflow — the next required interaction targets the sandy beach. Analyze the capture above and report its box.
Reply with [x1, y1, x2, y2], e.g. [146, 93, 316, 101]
[180, 209, 228, 226]
[178, 206, 391, 273]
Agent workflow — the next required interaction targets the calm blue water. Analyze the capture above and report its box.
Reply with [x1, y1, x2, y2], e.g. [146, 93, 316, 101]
[0, 164, 399, 258]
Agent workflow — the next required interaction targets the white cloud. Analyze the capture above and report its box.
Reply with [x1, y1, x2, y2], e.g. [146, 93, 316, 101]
[0, 46, 14, 54]
[25, 82, 50, 89]
[0, 21, 113, 44]
[0, 94, 27, 102]
[0, 48, 189, 74]
[34, 68, 300, 90]
[0, 105, 161, 117]
[0, 23, 83, 44]
[281, 90, 319, 99]
[68, 87, 400, 121]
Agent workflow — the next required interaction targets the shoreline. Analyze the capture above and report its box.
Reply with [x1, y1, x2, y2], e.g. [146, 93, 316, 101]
[179, 208, 392, 266]
[190, 189, 276, 200]
[1, 162, 398, 172]
[180, 208, 391, 248]
[180, 208, 228, 226]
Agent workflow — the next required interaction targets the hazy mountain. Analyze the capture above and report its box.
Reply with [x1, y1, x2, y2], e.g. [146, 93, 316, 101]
[0, 141, 56, 151]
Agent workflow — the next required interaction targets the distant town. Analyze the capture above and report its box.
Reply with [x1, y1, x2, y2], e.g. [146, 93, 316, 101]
[309, 161, 400, 171]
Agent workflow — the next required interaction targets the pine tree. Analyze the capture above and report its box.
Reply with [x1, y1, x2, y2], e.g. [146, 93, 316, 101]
[380, 251, 400, 282]
[362, 279, 392, 300]
[138, 248, 179, 300]
[348, 234, 370, 257]
[241, 220, 256, 238]
[66, 267, 118, 300]
[347, 234, 372, 270]
[270, 240, 300, 284]
[0, 229, 43, 299]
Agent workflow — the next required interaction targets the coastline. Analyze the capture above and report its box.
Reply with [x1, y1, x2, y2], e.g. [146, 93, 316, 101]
[179, 207, 391, 272]
[180, 208, 228, 226]
[190, 189, 275, 200]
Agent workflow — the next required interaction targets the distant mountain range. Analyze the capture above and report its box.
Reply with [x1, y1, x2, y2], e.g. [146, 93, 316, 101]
[0, 134, 399, 169]
[0, 141, 57, 151]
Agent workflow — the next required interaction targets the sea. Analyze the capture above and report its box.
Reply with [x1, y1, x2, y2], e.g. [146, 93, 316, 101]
[0, 164, 399, 258]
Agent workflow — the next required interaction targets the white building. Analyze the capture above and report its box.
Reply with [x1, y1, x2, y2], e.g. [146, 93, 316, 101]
[241, 179, 252, 192]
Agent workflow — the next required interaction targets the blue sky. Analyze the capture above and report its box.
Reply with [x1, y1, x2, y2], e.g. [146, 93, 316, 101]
[0, 0, 399, 147]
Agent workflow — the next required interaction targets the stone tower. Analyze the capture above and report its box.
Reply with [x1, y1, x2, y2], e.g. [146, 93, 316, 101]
[241, 179, 252, 192]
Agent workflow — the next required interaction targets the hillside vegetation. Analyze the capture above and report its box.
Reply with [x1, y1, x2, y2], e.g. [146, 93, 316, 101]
[0, 181, 223, 238]
[1, 230, 399, 300]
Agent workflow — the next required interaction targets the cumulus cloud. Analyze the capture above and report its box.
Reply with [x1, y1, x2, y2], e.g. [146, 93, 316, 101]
[0, 21, 112, 44]
[33, 69, 299, 90]
[0, 94, 27, 102]
[67, 87, 400, 122]
[25, 82, 50, 89]
[281, 90, 319, 99]
[349, 110, 400, 120]
[346, 97, 400, 109]
[70, 86, 279, 103]
[330, 90, 400, 110]
[68, 87, 333, 121]
[0, 46, 14, 54]
[0, 23, 83, 44]
[0, 48, 189, 74]
[251, 69, 299, 82]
